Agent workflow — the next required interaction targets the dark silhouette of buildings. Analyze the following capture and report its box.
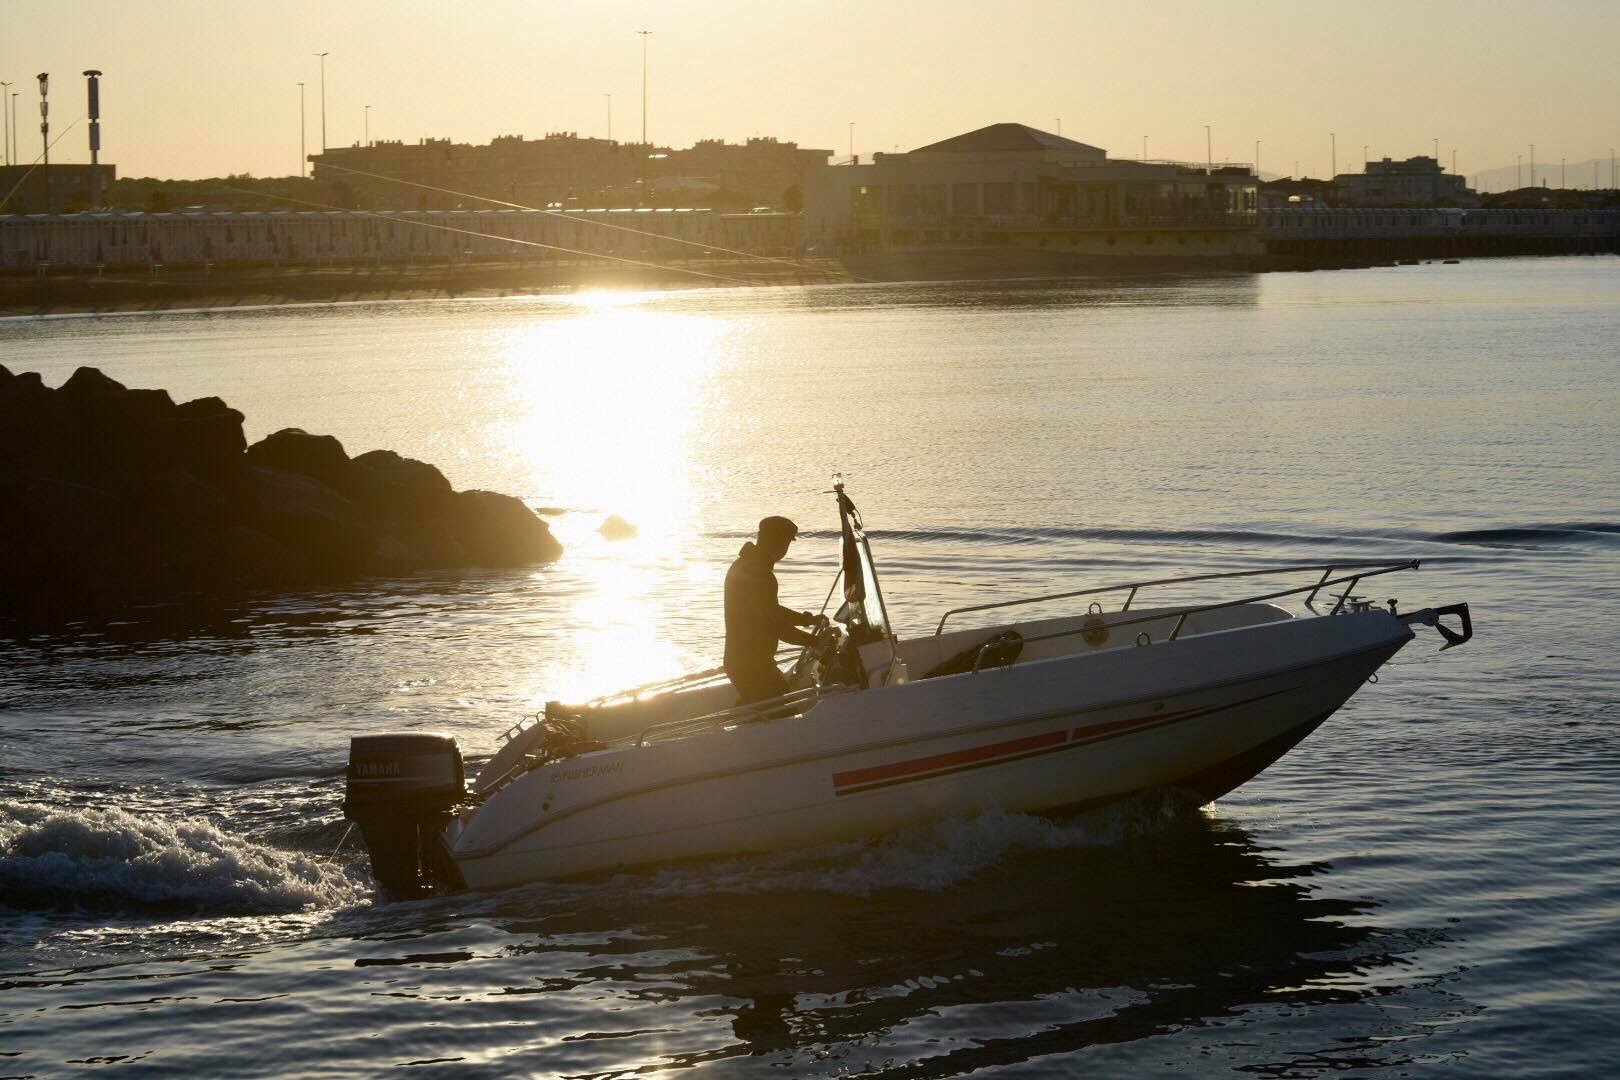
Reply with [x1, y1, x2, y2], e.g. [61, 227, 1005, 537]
[308, 133, 830, 211]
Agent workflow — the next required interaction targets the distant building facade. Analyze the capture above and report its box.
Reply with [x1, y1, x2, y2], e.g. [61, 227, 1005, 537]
[1332, 156, 1477, 207]
[0, 207, 799, 269]
[804, 123, 1260, 256]
[0, 164, 117, 213]
[309, 133, 830, 211]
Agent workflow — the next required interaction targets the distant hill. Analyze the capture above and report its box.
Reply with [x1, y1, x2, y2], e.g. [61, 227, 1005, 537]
[1470, 158, 1616, 194]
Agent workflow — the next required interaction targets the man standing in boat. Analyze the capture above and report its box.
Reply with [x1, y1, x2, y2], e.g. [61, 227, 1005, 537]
[725, 516, 823, 704]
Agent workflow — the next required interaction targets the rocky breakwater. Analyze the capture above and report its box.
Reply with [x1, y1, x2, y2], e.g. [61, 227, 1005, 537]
[0, 365, 562, 620]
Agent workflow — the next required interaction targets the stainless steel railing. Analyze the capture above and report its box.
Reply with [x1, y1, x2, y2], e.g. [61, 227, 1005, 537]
[959, 561, 1422, 673]
[935, 560, 1419, 636]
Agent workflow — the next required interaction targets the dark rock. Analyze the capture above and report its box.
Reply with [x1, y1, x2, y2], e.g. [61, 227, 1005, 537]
[246, 428, 352, 493]
[0, 478, 122, 611]
[60, 366, 128, 398]
[451, 490, 563, 566]
[221, 525, 306, 585]
[351, 449, 453, 515]
[598, 514, 638, 541]
[2, 366, 565, 620]
[245, 465, 374, 578]
[169, 397, 247, 486]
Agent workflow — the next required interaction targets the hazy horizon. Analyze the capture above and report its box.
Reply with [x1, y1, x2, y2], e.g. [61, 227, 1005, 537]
[4, 0, 1618, 188]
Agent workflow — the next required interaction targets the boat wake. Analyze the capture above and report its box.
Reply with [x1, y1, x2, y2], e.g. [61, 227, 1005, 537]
[0, 800, 361, 915]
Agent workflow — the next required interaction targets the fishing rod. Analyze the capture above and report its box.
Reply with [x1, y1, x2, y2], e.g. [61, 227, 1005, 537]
[0, 115, 84, 214]
[212, 183, 768, 288]
[314, 159, 871, 283]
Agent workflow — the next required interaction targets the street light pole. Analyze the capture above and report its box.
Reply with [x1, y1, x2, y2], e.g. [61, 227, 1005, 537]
[1433, 137, 1438, 163]
[1142, 134, 1147, 161]
[83, 70, 102, 208]
[1204, 124, 1211, 171]
[636, 30, 652, 144]
[604, 93, 612, 141]
[9, 94, 18, 167]
[315, 52, 328, 151]
[364, 104, 370, 146]
[1330, 132, 1336, 178]
[1530, 144, 1535, 188]
[1254, 139, 1260, 176]
[1517, 155, 1522, 189]
[35, 73, 49, 212]
[0, 82, 10, 166]
[847, 121, 854, 161]
[298, 82, 305, 176]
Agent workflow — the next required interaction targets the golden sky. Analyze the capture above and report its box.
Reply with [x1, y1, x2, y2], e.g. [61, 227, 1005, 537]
[6, 0, 1617, 186]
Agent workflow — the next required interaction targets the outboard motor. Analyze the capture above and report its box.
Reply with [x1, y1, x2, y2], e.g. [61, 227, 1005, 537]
[343, 733, 467, 899]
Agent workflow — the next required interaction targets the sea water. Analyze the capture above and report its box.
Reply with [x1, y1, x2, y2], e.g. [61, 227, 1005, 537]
[2, 256, 1617, 1076]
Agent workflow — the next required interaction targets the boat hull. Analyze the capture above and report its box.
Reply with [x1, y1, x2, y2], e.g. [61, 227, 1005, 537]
[449, 611, 1412, 888]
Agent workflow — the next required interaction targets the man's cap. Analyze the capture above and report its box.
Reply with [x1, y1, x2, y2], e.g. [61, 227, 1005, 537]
[758, 516, 799, 544]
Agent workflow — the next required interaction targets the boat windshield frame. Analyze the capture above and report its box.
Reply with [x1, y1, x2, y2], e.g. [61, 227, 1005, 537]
[833, 479, 901, 667]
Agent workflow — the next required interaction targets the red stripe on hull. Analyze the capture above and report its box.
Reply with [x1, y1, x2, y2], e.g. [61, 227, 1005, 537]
[831, 687, 1295, 797]
[832, 729, 1066, 789]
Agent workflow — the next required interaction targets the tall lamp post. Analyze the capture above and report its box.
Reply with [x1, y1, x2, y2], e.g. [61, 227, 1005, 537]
[1142, 134, 1147, 161]
[1330, 132, 1336, 178]
[1529, 144, 1535, 188]
[364, 104, 370, 146]
[604, 93, 612, 141]
[0, 81, 10, 166]
[36, 73, 49, 212]
[636, 30, 652, 144]
[1254, 139, 1260, 177]
[314, 52, 328, 151]
[1204, 124, 1211, 172]
[9, 94, 17, 167]
[847, 121, 854, 162]
[83, 70, 102, 208]
[298, 82, 306, 176]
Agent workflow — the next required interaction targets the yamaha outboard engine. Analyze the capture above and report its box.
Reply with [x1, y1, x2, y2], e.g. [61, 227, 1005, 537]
[343, 733, 467, 899]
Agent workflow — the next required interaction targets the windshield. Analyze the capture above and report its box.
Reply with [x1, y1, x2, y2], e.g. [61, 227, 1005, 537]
[842, 535, 891, 646]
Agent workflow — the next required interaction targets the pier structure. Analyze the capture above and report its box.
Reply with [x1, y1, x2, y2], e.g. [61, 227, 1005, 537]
[0, 206, 799, 270]
[804, 123, 1261, 257]
[1262, 207, 1620, 258]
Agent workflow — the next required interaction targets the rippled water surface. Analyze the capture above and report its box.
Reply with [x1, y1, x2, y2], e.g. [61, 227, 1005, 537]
[2, 258, 1618, 1077]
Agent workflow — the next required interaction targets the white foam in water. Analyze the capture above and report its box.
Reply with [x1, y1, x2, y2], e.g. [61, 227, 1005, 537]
[0, 801, 361, 912]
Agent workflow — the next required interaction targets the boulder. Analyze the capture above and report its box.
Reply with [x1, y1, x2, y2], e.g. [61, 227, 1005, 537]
[245, 465, 374, 578]
[221, 525, 307, 585]
[246, 428, 352, 493]
[59, 366, 128, 399]
[170, 397, 247, 486]
[450, 490, 563, 567]
[598, 514, 638, 541]
[350, 449, 453, 516]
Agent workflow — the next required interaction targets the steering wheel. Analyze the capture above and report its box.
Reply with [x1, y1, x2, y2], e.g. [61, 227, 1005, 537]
[789, 615, 838, 687]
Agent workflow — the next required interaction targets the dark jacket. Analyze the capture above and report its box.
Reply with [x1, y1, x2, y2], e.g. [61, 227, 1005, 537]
[724, 542, 813, 672]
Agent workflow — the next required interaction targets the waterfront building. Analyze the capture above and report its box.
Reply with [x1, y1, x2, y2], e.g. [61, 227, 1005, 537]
[0, 207, 799, 270]
[309, 133, 830, 211]
[803, 123, 1260, 256]
[0, 164, 118, 213]
[1332, 156, 1478, 208]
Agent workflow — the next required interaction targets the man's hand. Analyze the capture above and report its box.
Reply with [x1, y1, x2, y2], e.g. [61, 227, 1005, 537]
[797, 610, 818, 627]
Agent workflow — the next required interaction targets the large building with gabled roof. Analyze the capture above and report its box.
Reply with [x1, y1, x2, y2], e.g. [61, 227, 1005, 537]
[804, 122, 1259, 257]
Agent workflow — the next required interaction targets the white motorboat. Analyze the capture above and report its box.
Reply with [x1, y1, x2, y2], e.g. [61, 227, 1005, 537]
[343, 482, 1472, 897]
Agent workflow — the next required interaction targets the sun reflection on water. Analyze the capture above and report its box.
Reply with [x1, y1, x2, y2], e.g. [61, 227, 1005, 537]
[503, 298, 732, 701]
